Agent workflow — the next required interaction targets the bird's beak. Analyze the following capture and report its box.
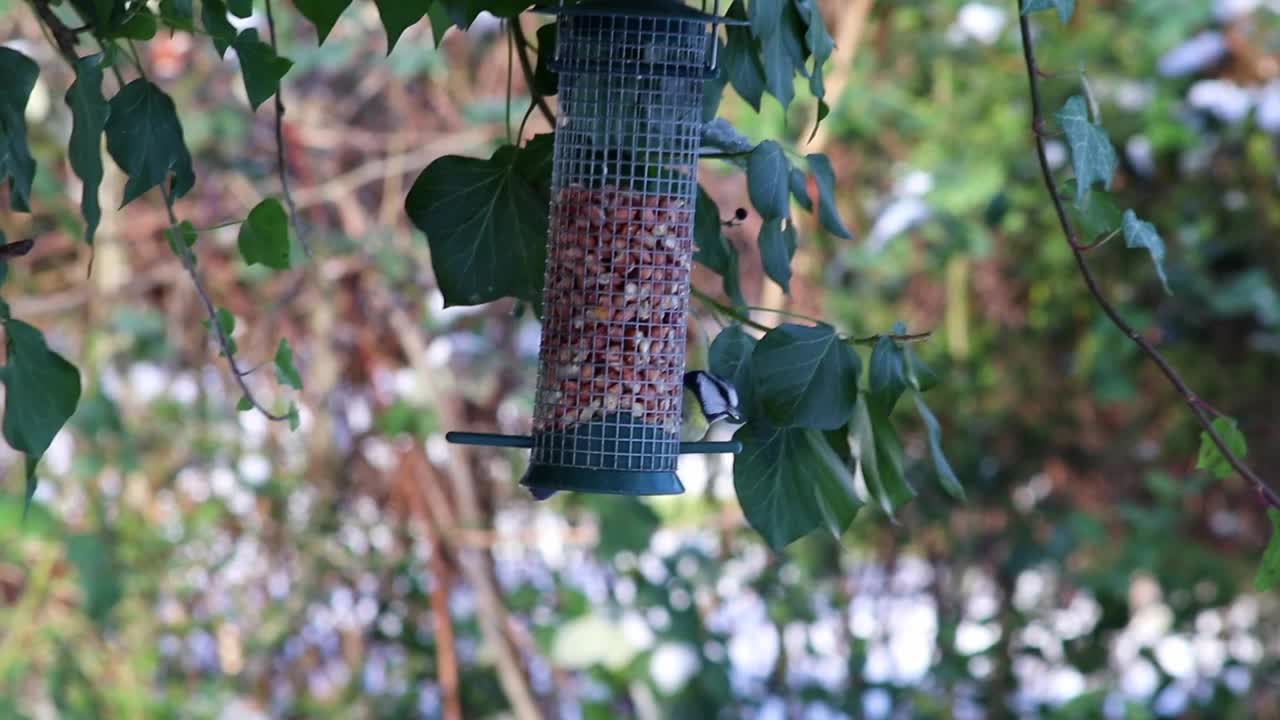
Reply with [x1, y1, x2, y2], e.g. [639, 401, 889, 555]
[726, 411, 745, 424]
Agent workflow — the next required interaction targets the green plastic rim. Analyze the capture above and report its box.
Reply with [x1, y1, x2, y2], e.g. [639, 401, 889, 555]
[521, 464, 685, 496]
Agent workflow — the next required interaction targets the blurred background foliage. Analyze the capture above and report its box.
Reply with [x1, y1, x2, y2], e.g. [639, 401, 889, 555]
[1, 0, 1279, 718]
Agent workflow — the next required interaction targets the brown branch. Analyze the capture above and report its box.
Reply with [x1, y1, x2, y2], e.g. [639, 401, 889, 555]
[264, 0, 310, 258]
[1015, 3, 1279, 510]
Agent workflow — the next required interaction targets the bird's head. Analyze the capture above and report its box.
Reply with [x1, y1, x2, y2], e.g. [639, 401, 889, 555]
[684, 370, 745, 425]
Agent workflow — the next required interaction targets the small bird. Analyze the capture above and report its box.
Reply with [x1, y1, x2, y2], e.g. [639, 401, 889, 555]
[527, 371, 744, 501]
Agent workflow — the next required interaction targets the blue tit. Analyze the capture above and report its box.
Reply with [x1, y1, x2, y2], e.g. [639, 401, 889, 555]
[680, 370, 745, 442]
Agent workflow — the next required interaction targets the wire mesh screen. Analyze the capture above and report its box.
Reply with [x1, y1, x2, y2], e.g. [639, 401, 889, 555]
[530, 10, 711, 476]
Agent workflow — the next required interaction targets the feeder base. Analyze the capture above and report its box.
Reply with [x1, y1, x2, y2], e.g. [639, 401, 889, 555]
[521, 464, 685, 497]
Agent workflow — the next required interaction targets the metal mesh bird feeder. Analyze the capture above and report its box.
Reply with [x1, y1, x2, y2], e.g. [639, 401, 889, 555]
[447, 0, 744, 497]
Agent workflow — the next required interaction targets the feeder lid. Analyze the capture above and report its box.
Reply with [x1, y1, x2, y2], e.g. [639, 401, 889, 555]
[533, 0, 749, 25]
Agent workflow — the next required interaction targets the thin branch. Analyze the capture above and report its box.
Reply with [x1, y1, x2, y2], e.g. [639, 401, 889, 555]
[510, 19, 555, 128]
[1015, 3, 1278, 509]
[28, 0, 81, 63]
[262, 0, 307, 256]
[691, 288, 933, 347]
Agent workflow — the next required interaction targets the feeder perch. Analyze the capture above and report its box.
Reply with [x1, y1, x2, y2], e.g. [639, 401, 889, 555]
[447, 0, 746, 497]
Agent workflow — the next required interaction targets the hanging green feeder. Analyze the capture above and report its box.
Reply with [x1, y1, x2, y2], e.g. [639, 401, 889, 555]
[447, 0, 745, 497]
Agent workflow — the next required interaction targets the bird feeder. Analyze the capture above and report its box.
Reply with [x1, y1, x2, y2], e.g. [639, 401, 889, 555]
[446, 0, 744, 497]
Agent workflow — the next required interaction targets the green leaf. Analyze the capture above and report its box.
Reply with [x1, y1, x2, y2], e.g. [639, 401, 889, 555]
[227, 0, 253, 17]
[694, 187, 745, 306]
[807, 153, 852, 239]
[750, 0, 799, 110]
[733, 422, 859, 549]
[1257, 509, 1280, 592]
[374, 0, 432, 53]
[722, 2, 765, 111]
[852, 395, 915, 518]
[1, 320, 82, 501]
[1062, 181, 1122, 241]
[913, 391, 964, 500]
[206, 307, 238, 356]
[0, 48, 39, 212]
[293, 0, 354, 44]
[237, 396, 253, 412]
[65, 54, 110, 246]
[1021, 0, 1075, 24]
[117, 9, 158, 40]
[789, 167, 813, 212]
[105, 79, 196, 207]
[868, 334, 909, 413]
[1055, 95, 1116, 203]
[66, 534, 122, 625]
[758, 218, 794, 293]
[747, 140, 790, 220]
[532, 22, 558, 97]
[1195, 416, 1247, 480]
[426, 1, 454, 46]
[274, 338, 303, 390]
[203, 0, 237, 56]
[405, 144, 548, 308]
[165, 220, 197, 263]
[1121, 210, 1172, 295]
[159, 0, 195, 30]
[232, 29, 293, 111]
[286, 402, 301, 431]
[753, 323, 859, 430]
[238, 198, 291, 269]
[708, 325, 757, 414]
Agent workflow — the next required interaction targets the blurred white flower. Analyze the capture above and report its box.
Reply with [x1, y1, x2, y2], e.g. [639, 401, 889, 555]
[1158, 32, 1226, 77]
[1188, 79, 1253, 124]
[866, 197, 931, 253]
[948, 3, 1008, 46]
[1256, 81, 1280, 133]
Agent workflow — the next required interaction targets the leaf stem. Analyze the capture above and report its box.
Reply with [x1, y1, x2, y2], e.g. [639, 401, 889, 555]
[509, 19, 555, 128]
[1015, 2, 1278, 508]
[265, 0, 310, 258]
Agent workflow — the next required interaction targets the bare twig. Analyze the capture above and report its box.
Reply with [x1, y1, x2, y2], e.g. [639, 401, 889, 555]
[265, 0, 310, 257]
[28, 0, 81, 62]
[1015, 3, 1278, 509]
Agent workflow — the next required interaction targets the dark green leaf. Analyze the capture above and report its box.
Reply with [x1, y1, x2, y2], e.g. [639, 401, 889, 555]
[709, 325, 757, 414]
[66, 54, 110, 245]
[0, 48, 39, 212]
[789, 167, 813, 212]
[733, 422, 858, 549]
[203, 0, 237, 56]
[1195, 416, 1247, 480]
[694, 187, 745, 305]
[405, 145, 548, 307]
[1257, 509, 1280, 592]
[753, 323, 859, 430]
[532, 22, 558, 98]
[69, 0, 129, 31]
[117, 9, 158, 40]
[1, 320, 82, 498]
[427, 1, 454, 46]
[293, 0, 354, 44]
[1055, 95, 1116, 203]
[206, 307, 238, 356]
[807, 153, 852, 239]
[852, 395, 915, 518]
[66, 534, 122, 624]
[227, 0, 253, 17]
[913, 391, 964, 500]
[105, 80, 196, 207]
[1022, 0, 1075, 24]
[868, 334, 909, 413]
[747, 140, 790, 220]
[165, 220, 197, 262]
[1121, 210, 1172, 295]
[158, 0, 195, 31]
[232, 29, 293, 111]
[238, 198, 291, 269]
[758, 218, 794, 293]
[274, 338, 303, 390]
[750, 0, 799, 110]
[237, 396, 253, 412]
[286, 403, 301, 431]
[1063, 181, 1122, 241]
[722, 2, 765, 111]
[374, 0, 432, 53]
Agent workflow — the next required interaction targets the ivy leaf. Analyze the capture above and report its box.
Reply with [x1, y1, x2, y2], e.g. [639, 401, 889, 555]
[66, 534, 122, 625]
[374, 0, 432, 53]
[274, 338, 303, 390]
[852, 395, 916, 518]
[238, 198, 292, 269]
[807, 153, 852, 239]
[709, 324, 757, 415]
[165, 220, 198, 264]
[0, 48, 39, 212]
[205, 307, 238, 356]
[286, 403, 301, 431]
[913, 391, 964, 500]
[788, 167, 813, 212]
[747, 140, 790, 220]
[117, 10, 158, 40]
[293, 0, 354, 44]
[105, 79, 196, 207]
[232, 29, 293, 111]
[750, 0, 799, 110]
[733, 422, 859, 549]
[532, 23, 558, 97]
[237, 396, 253, 412]
[868, 334, 909, 413]
[159, 0, 197, 31]
[758, 218, 794, 293]
[405, 144, 548, 308]
[1257, 510, 1280, 593]
[1, 320, 82, 507]
[753, 323, 860, 430]
[66, 54, 110, 245]
[203, 0, 237, 56]
[1196, 416, 1247, 480]
[722, 2, 765, 111]
[1021, 0, 1075, 24]
[1062, 181, 1122, 241]
[1121, 210, 1172, 295]
[694, 187, 745, 305]
[227, 0, 253, 17]
[427, 2, 454, 46]
[1055, 95, 1116, 203]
